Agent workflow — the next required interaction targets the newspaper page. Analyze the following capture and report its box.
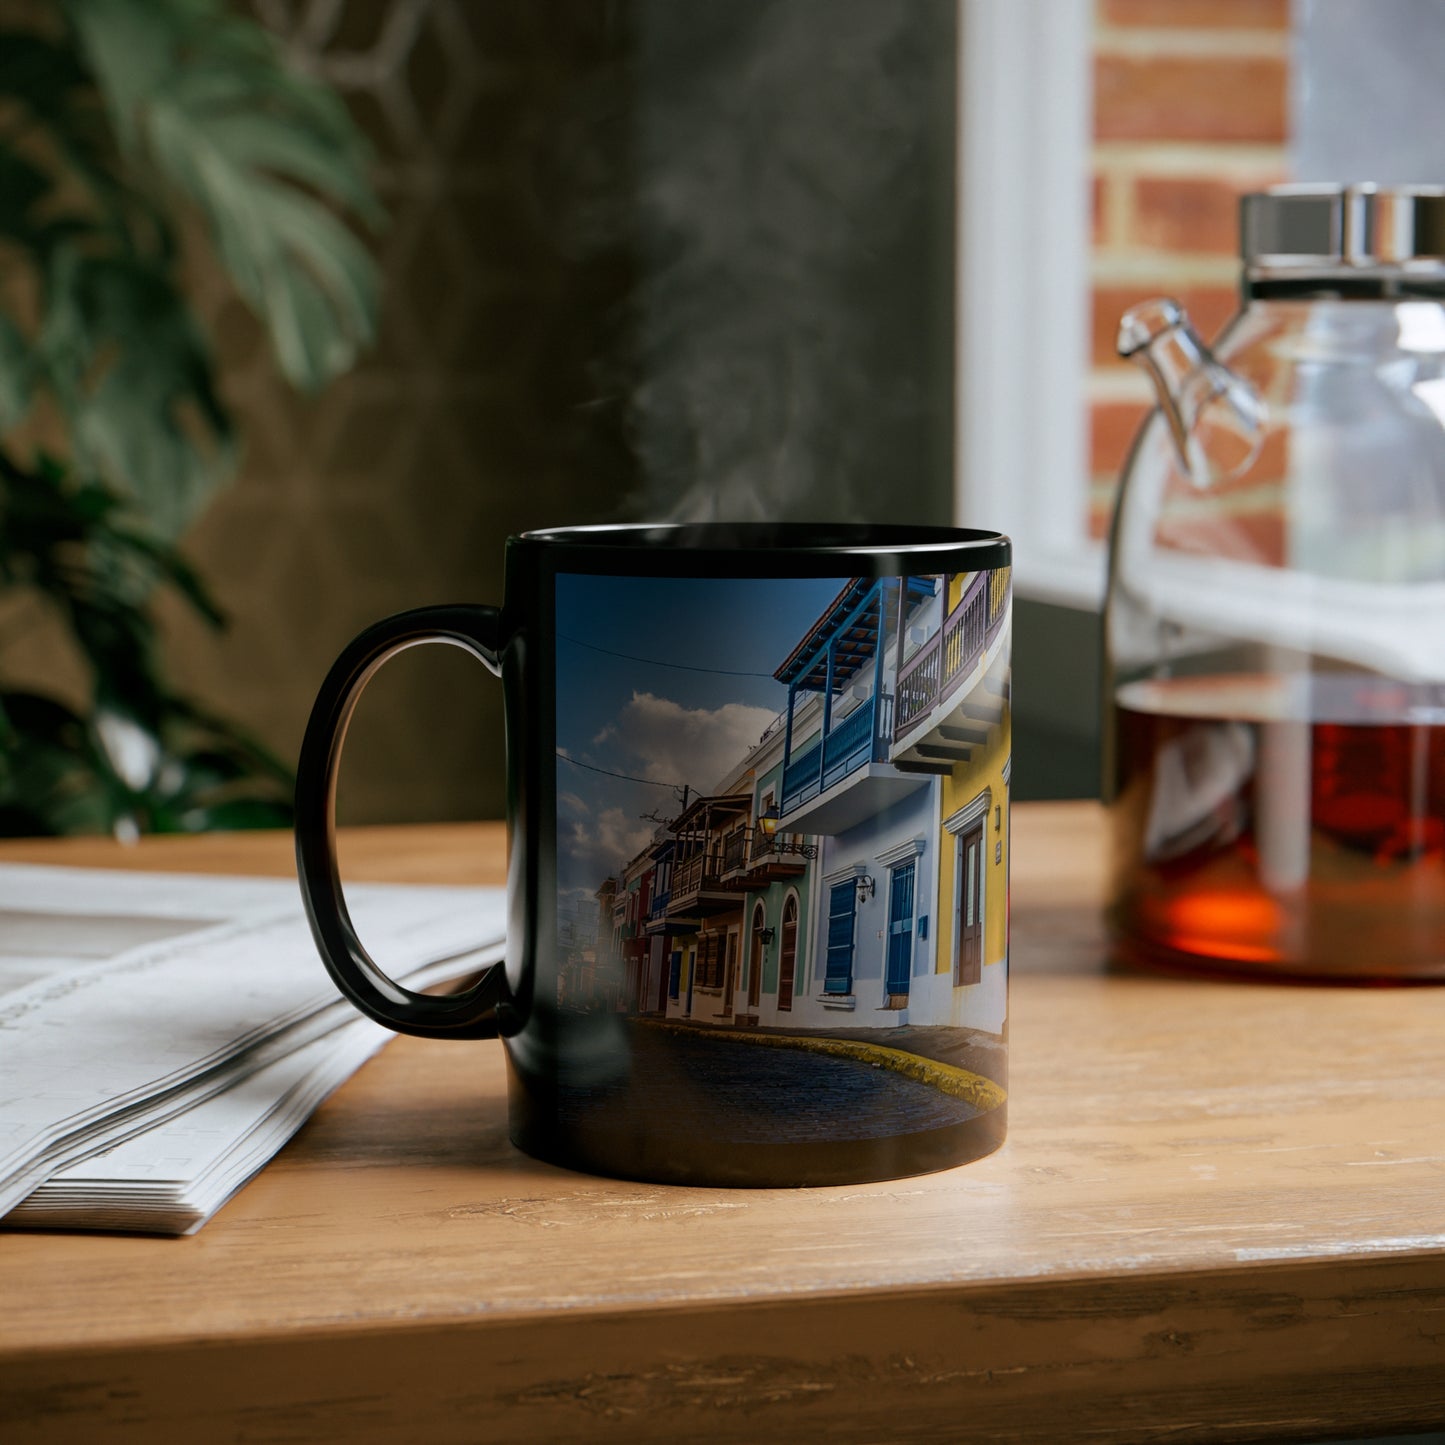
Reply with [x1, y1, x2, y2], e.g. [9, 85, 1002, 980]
[0, 864, 506, 1230]
[8, 941, 503, 1234]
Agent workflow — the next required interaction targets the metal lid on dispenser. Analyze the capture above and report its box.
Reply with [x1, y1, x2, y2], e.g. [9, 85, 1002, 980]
[1242, 184, 1445, 293]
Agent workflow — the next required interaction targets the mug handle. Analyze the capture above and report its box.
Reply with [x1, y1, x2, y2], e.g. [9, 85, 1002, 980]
[295, 604, 508, 1039]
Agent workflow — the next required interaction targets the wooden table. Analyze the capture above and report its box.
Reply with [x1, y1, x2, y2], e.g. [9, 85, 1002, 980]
[2, 803, 1443, 1444]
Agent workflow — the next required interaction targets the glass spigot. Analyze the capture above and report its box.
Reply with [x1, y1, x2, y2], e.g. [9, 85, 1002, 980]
[1118, 297, 1267, 488]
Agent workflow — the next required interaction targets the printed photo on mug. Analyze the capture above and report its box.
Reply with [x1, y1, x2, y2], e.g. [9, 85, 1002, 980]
[551, 567, 1012, 1162]
[297, 524, 1013, 1187]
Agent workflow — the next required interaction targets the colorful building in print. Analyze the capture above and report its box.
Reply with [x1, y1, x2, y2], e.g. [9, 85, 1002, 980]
[745, 569, 1011, 1033]
[575, 567, 1011, 1041]
[617, 845, 657, 1016]
[770, 576, 945, 1028]
[723, 734, 818, 1025]
[558, 873, 622, 1011]
[647, 710, 826, 1028]
[890, 567, 1012, 1033]
[635, 834, 677, 1016]
[658, 791, 750, 1023]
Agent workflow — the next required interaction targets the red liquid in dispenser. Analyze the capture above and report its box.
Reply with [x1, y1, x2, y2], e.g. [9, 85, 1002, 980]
[1109, 674, 1445, 980]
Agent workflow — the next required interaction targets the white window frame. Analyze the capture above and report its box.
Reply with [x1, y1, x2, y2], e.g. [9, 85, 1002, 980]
[874, 837, 926, 869]
[955, 0, 1102, 611]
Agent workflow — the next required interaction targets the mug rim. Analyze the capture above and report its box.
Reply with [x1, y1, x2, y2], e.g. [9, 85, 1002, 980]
[516, 522, 1009, 557]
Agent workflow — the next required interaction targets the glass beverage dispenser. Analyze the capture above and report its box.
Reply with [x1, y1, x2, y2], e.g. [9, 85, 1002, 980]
[1106, 184, 1445, 981]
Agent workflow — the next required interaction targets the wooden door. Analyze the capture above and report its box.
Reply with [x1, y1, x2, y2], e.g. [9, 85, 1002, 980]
[955, 822, 984, 985]
[722, 930, 739, 1015]
[778, 896, 798, 1011]
[652, 936, 669, 1014]
[748, 906, 764, 1009]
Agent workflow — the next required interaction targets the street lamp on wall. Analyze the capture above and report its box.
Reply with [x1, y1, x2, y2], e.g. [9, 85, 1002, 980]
[759, 805, 780, 836]
[856, 875, 875, 905]
[759, 927, 776, 945]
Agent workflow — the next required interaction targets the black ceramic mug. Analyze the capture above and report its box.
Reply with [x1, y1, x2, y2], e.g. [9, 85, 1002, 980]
[296, 523, 1013, 1186]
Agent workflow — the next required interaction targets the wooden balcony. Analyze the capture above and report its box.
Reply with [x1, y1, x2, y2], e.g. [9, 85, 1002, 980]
[665, 851, 738, 919]
[718, 826, 815, 891]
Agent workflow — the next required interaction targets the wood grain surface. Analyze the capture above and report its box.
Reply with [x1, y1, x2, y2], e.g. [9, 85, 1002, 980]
[2, 803, 1443, 1444]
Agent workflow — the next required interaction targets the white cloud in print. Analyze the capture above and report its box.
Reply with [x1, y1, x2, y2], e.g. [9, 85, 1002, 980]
[608, 691, 776, 793]
[563, 804, 656, 884]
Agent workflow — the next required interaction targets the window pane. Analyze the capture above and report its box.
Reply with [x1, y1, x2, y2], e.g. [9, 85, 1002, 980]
[826, 880, 857, 993]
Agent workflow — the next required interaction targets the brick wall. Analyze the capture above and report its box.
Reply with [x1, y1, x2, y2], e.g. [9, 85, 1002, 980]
[1088, 0, 1291, 538]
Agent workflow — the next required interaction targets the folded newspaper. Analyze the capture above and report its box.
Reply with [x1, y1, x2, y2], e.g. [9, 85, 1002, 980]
[0, 863, 505, 1235]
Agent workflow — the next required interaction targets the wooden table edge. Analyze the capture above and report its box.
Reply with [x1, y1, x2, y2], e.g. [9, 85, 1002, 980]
[5, 1250, 1444, 1442]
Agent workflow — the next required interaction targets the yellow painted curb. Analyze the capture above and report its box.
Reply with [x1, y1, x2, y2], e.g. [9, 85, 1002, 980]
[642, 1019, 1006, 1112]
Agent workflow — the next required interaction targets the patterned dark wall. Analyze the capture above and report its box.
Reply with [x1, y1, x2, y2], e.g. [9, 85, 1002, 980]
[155, 0, 955, 825]
[161, 0, 637, 826]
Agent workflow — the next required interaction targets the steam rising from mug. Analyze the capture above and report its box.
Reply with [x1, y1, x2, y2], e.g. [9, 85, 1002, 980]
[563, 1, 953, 525]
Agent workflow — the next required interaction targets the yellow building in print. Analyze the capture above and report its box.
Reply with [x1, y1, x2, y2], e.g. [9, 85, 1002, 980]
[890, 567, 1011, 1035]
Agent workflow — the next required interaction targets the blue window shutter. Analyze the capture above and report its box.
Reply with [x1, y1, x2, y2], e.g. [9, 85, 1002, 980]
[886, 862, 915, 995]
[825, 881, 856, 994]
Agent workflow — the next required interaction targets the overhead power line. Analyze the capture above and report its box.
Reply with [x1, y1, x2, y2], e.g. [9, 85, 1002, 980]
[555, 752, 686, 790]
[558, 632, 776, 679]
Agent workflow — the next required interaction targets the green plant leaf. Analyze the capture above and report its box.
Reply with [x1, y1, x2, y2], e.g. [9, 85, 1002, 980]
[55, 0, 177, 154]
[142, 106, 380, 391]
[0, 689, 118, 836]
[0, 2, 357, 838]
[0, 151, 52, 245]
[0, 31, 92, 132]
[106, 524, 225, 627]
[37, 247, 235, 535]
[0, 678, 296, 838]
[66, 0, 382, 392]
[0, 315, 32, 430]
[0, 451, 222, 734]
[0, 27, 150, 250]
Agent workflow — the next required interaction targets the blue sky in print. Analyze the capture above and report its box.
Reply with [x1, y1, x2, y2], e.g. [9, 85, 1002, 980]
[556, 572, 846, 902]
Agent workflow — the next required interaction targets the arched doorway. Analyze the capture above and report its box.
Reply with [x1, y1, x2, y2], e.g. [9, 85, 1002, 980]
[778, 894, 799, 1012]
[748, 902, 765, 1011]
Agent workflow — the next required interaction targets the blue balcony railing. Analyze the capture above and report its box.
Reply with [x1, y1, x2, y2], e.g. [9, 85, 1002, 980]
[646, 884, 671, 927]
[781, 736, 822, 810]
[822, 697, 877, 788]
[781, 695, 880, 814]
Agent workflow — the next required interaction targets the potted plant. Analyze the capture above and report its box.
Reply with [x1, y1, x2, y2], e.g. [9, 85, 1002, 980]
[0, 0, 380, 835]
